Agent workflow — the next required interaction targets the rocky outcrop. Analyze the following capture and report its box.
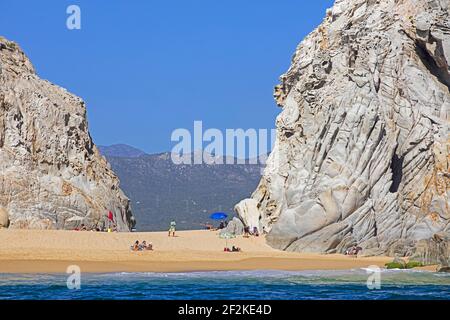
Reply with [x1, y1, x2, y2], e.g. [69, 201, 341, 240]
[411, 232, 450, 266]
[238, 0, 449, 256]
[234, 199, 263, 233]
[0, 206, 8, 228]
[220, 217, 245, 236]
[0, 36, 135, 231]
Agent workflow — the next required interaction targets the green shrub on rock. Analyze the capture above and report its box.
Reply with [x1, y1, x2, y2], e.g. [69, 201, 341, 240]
[385, 260, 424, 269]
[385, 262, 406, 269]
[406, 261, 423, 269]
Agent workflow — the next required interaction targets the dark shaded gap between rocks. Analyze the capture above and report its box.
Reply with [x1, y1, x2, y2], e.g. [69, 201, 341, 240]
[415, 40, 450, 93]
[389, 153, 404, 193]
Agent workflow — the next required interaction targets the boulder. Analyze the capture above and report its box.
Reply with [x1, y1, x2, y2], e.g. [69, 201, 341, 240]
[0, 206, 9, 228]
[437, 266, 450, 273]
[220, 217, 244, 236]
[234, 199, 261, 233]
[411, 232, 450, 266]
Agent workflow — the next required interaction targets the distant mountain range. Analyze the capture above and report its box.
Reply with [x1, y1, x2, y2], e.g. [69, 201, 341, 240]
[99, 144, 265, 231]
[98, 144, 148, 158]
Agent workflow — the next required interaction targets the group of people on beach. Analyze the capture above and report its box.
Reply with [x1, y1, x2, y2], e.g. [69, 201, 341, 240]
[345, 245, 362, 257]
[73, 211, 119, 233]
[224, 246, 242, 252]
[128, 216, 362, 257]
[200, 220, 228, 231]
[170, 219, 231, 235]
[131, 240, 153, 251]
[74, 224, 117, 233]
[243, 226, 260, 238]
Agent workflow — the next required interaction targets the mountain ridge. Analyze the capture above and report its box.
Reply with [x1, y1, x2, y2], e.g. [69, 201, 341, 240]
[98, 144, 148, 158]
[99, 145, 265, 231]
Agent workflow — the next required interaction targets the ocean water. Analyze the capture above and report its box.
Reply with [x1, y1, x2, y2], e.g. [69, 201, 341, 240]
[0, 269, 449, 300]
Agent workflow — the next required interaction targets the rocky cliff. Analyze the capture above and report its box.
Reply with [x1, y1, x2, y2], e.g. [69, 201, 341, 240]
[238, 0, 450, 260]
[0, 37, 135, 230]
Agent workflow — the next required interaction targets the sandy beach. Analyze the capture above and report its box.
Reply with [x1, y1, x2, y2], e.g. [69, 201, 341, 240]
[0, 229, 421, 274]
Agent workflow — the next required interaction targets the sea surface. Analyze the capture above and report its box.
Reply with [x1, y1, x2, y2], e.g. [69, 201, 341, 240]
[1, 269, 449, 300]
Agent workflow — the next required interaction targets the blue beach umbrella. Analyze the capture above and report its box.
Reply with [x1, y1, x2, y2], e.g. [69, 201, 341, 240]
[210, 212, 228, 220]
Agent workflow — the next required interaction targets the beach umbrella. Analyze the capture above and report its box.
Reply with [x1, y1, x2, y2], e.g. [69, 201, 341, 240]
[219, 232, 236, 248]
[210, 212, 228, 220]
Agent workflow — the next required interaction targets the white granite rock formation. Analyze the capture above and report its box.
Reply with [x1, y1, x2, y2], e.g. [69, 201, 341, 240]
[238, 0, 449, 257]
[234, 199, 262, 233]
[0, 37, 135, 231]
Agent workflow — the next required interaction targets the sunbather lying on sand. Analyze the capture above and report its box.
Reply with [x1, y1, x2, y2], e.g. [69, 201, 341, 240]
[199, 223, 215, 231]
[141, 241, 153, 251]
[224, 246, 242, 252]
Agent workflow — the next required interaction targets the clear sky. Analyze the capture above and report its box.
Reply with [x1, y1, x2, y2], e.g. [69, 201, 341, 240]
[0, 0, 334, 155]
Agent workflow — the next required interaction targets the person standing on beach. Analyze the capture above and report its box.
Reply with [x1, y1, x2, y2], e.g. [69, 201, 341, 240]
[168, 220, 176, 237]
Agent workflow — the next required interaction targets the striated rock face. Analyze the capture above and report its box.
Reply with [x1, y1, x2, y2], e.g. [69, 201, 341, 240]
[0, 206, 8, 228]
[0, 37, 135, 230]
[234, 199, 261, 233]
[411, 232, 450, 266]
[240, 0, 450, 255]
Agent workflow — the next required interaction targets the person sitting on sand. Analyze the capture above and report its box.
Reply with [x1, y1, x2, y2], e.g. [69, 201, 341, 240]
[80, 224, 87, 231]
[345, 245, 362, 257]
[131, 240, 140, 251]
[252, 226, 259, 237]
[345, 246, 355, 255]
[168, 220, 176, 237]
[243, 226, 250, 238]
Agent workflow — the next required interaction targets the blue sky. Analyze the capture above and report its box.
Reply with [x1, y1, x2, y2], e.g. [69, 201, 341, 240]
[0, 0, 334, 155]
